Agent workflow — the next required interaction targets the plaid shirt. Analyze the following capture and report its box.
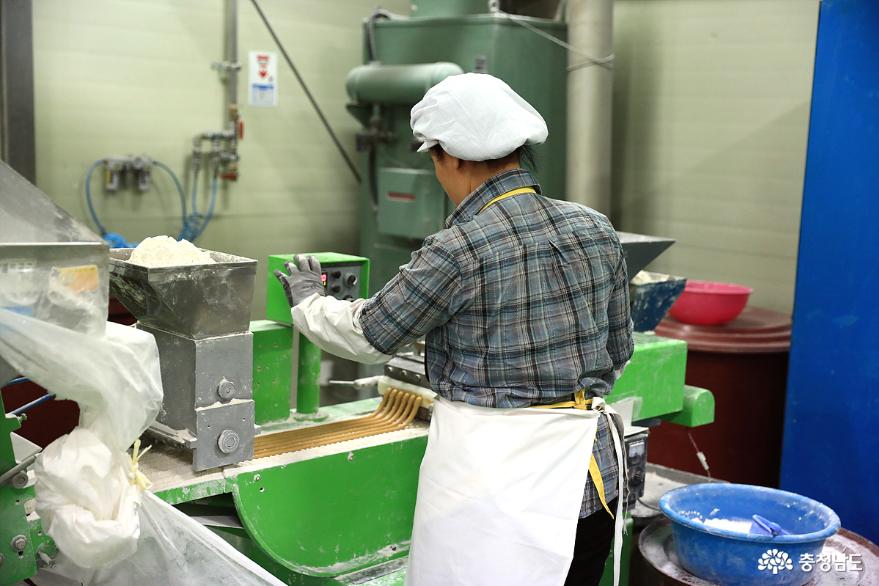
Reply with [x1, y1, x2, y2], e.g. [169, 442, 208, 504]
[360, 169, 634, 517]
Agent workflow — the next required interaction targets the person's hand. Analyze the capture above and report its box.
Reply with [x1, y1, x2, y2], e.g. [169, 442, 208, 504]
[273, 255, 325, 307]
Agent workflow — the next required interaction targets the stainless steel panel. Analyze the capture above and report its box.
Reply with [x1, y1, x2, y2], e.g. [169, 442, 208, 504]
[194, 400, 254, 471]
[140, 325, 253, 432]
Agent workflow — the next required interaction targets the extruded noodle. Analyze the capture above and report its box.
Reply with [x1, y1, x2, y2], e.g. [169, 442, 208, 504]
[253, 388, 423, 458]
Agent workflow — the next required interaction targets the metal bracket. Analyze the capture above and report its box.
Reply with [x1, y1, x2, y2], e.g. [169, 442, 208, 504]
[211, 61, 242, 74]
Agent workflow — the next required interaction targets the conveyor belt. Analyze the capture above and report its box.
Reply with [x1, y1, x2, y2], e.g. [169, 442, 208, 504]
[253, 388, 423, 459]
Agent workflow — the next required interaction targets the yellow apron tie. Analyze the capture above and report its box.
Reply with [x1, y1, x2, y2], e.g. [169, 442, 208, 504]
[479, 187, 537, 213]
[535, 389, 615, 519]
[128, 438, 153, 491]
[481, 187, 616, 519]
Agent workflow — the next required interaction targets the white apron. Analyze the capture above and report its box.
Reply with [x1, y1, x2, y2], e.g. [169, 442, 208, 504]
[405, 395, 625, 586]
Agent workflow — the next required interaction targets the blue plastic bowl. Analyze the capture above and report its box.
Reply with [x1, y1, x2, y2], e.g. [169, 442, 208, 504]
[659, 483, 840, 586]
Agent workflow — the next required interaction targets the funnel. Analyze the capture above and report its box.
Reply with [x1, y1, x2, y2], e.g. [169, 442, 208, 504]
[618, 232, 675, 278]
[109, 249, 257, 339]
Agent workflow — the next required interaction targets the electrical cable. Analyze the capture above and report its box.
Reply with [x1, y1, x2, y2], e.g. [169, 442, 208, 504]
[496, 10, 615, 71]
[366, 8, 394, 62]
[687, 431, 711, 478]
[249, 0, 362, 183]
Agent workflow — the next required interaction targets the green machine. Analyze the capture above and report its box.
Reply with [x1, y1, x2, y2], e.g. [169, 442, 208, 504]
[346, 1, 567, 289]
[2, 244, 714, 586]
[137, 246, 711, 586]
[264, 252, 370, 419]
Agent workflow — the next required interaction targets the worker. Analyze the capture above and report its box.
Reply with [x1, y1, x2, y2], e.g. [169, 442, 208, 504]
[274, 73, 634, 586]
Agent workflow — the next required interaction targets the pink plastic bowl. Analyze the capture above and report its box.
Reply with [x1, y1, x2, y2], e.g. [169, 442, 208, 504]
[669, 280, 753, 326]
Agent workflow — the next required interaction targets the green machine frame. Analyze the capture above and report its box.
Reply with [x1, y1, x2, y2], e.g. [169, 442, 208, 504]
[148, 330, 712, 586]
[1, 254, 714, 586]
[264, 252, 370, 418]
[347, 9, 568, 290]
[0, 400, 56, 585]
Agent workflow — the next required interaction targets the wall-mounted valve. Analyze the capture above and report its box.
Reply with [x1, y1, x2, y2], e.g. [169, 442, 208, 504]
[101, 156, 153, 193]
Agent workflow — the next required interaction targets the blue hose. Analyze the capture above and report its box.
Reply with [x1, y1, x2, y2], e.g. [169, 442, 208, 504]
[10, 393, 56, 417]
[84, 160, 108, 236]
[195, 170, 220, 240]
[84, 158, 199, 242]
[181, 165, 219, 241]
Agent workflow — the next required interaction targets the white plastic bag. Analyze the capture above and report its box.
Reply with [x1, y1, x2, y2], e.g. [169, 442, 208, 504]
[34, 428, 141, 568]
[0, 309, 287, 585]
[0, 310, 163, 452]
[0, 309, 162, 569]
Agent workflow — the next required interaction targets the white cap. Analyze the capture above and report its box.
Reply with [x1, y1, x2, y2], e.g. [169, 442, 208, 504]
[411, 73, 548, 162]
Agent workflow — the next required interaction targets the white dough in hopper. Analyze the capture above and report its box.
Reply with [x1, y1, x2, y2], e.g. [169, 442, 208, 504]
[128, 235, 215, 268]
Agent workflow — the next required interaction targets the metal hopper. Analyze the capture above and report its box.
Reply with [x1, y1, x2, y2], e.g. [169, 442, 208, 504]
[108, 249, 257, 339]
[618, 232, 675, 278]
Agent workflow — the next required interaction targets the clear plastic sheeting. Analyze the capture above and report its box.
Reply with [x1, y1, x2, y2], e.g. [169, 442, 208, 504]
[0, 311, 162, 453]
[0, 159, 108, 339]
[0, 309, 288, 585]
[82, 492, 287, 586]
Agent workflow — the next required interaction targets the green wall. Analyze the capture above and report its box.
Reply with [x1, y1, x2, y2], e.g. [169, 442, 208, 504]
[32, 0, 819, 317]
[32, 0, 408, 318]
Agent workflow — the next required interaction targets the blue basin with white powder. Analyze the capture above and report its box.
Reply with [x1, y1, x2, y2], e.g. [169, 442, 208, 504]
[659, 483, 840, 586]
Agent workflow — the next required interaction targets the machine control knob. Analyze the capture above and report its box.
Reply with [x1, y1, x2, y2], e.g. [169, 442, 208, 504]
[10, 535, 27, 553]
[331, 270, 342, 278]
[330, 285, 341, 294]
[217, 430, 240, 454]
[345, 274, 358, 287]
[217, 379, 236, 401]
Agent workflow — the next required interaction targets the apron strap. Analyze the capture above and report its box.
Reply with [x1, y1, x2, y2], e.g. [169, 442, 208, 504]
[604, 407, 626, 586]
[534, 389, 615, 518]
[588, 454, 615, 519]
[536, 391, 626, 585]
[478, 187, 537, 213]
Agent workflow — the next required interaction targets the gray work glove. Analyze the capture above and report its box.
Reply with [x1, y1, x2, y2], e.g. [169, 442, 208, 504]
[273, 254, 325, 307]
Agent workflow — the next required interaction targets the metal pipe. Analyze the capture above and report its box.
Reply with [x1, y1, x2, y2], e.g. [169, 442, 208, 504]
[0, 452, 37, 486]
[347, 63, 464, 106]
[4, 377, 29, 386]
[10, 393, 55, 417]
[225, 0, 238, 114]
[566, 0, 614, 214]
[225, 0, 240, 171]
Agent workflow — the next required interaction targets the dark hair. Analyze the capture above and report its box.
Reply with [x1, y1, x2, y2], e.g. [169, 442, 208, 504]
[430, 144, 537, 171]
